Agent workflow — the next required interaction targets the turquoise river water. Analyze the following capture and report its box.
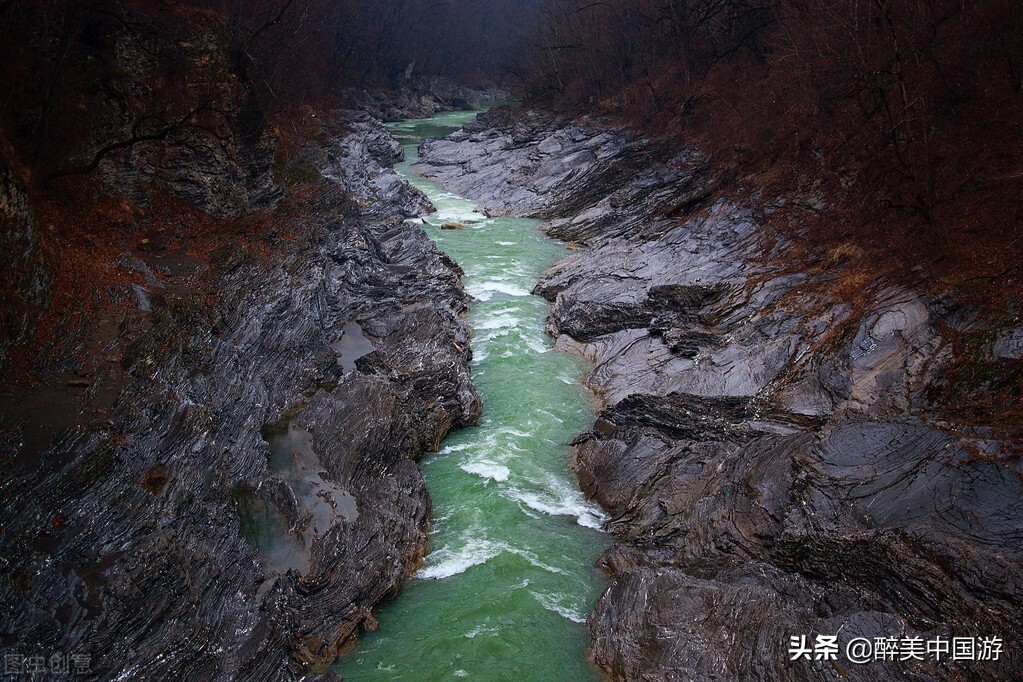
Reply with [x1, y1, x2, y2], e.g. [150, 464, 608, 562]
[334, 112, 610, 680]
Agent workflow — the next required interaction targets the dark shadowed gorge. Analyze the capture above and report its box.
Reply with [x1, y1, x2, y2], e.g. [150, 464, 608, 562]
[1, 1, 1020, 680]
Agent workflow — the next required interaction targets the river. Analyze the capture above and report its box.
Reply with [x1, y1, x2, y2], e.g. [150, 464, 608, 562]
[334, 111, 609, 680]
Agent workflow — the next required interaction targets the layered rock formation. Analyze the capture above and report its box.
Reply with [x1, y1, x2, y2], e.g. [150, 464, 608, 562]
[0, 10, 481, 676]
[417, 108, 1023, 681]
[1, 113, 480, 679]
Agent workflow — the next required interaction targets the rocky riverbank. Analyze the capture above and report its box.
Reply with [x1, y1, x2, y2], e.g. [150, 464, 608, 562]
[417, 107, 1023, 681]
[346, 75, 508, 122]
[1, 106, 480, 682]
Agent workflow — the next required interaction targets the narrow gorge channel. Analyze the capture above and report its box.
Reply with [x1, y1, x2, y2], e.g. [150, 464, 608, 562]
[335, 112, 609, 679]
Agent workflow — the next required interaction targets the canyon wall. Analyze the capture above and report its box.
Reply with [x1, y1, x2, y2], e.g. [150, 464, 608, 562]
[0, 8, 481, 677]
[418, 107, 1023, 681]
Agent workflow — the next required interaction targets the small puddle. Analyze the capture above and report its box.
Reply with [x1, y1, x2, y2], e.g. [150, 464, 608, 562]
[238, 419, 358, 575]
[330, 320, 376, 373]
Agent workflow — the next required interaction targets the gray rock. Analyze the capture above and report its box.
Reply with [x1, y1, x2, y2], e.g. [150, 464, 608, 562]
[346, 76, 508, 122]
[992, 327, 1023, 360]
[128, 284, 152, 311]
[0, 119, 480, 679]
[417, 108, 712, 244]
[419, 109, 1023, 680]
[307, 116, 432, 219]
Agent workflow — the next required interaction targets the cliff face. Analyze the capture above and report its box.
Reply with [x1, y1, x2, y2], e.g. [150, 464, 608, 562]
[417, 108, 1023, 681]
[1, 124, 480, 680]
[0, 165, 49, 374]
[0, 8, 481, 678]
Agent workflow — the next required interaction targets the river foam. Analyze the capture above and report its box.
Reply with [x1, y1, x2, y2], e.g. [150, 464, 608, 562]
[467, 281, 532, 301]
[417, 538, 503, 580]
[460, 459, 511, 482]
[337, 108, 609, 681]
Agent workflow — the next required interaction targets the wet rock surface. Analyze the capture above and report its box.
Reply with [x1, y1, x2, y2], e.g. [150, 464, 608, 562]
[419, 108, 1023, 680]
[0, 115, 480, 679]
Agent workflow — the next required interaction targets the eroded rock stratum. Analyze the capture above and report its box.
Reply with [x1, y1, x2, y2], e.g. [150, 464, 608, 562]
[418, 107, 1023, 681]
[0, 12, 480, 676]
